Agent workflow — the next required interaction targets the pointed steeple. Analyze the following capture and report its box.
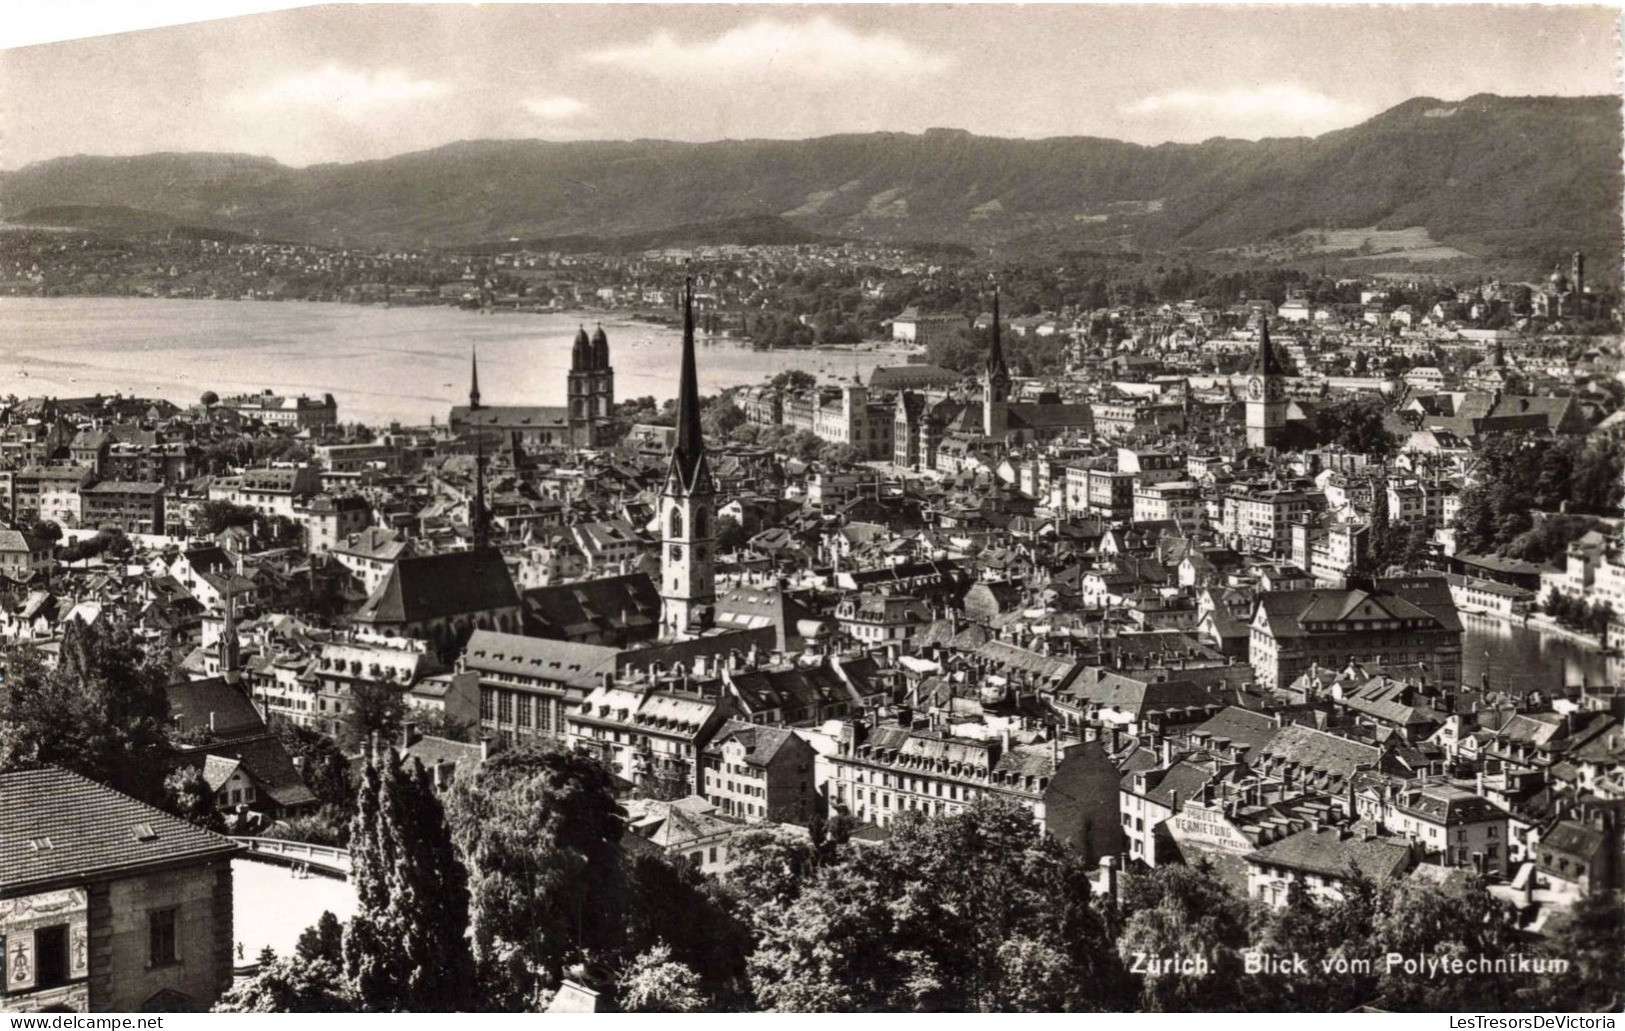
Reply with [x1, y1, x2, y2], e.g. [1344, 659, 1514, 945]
[472, 432, 489, 550]
[1249, 316, 1284, 376]
[670, 277, 708, 490]
[983, 286, 1012, 407]
[469, 345, 481, 410]
[988, 288, 1006, 370]
[219, 584, 241, 687]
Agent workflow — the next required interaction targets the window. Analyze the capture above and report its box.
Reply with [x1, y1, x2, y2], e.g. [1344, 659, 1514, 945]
[480, 691, 494, 721]
[149, 908, 178, 967]
[516, 694, 533, 729]
[498, 692, 513, 724]
[36, 924, 70, 987]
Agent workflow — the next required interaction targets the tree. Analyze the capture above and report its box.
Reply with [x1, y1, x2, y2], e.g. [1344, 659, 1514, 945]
[714, 514, 747, 555]
[617, 944, 710, 1013]
[31, 520, 62, 546]
[625, 851, 753, 1008]
[1115, 861, 1250, 1011]
[163, 767, 224, 833]
[769, 370, 816, 393]
[701, 397, 746, 440]
[1313, 396, 1398, 459]
[201, 390, 220, 408]
[1367, 875, 1518, 1011]
[724, 827, 824, 911]
[0, 619, 174, 804]
[296, 911, 346, 965]
[338, 682, 408, 754]
[213, 957, 357, 1013]
[788, 430, 825, 463]
[821, 443, 861, 469]
[444, 746, 628, 1009]
[344, 751, 476, 1012]
[748, 799, 1125, 1012]
[275, 722, 354, 810]
[1530, 889, 1624, 1010]
[1503, 514, 1609, 565]
[95, 526, 133, 561]
[405, 706, 475, 743]
[193, 499, 258, 536]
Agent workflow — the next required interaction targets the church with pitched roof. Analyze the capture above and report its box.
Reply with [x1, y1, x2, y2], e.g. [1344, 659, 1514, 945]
[447, 325, 615, 448]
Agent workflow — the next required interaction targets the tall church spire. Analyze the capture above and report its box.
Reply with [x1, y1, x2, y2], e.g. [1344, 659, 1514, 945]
[984, 287, 1011, 399]
[671, 278, 708, 490]
[1245, 315, 1287, 448]
[469, 345, 481, 410]
[219, 583, 241, 687]
[660, 276, 715, 639]
[982, 286, 1012, 436]
[1250, 315, 1284, 377]
[472, 432, 489, 550]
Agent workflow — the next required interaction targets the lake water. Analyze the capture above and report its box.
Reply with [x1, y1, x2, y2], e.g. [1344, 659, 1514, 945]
[1460, 611, 1618, 695]
[0, 297, 893, 427]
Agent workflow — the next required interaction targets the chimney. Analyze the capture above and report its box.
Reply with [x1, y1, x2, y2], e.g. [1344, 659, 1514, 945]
[1169, 789, 1181, 812]
[208, 711, 217, 733]
[1001, 724, 1012, 753]
[1160, 737, 1173, 766]
[479, 737, 490, 762]
[1099, 855, 1119, 900]
[402, 721, 418, 751]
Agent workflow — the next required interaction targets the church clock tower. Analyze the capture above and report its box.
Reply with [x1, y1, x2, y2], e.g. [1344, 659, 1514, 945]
[659, 279, 716, 640]
[981, 288, 1011, 437]
[1245, 316, 1287, 449]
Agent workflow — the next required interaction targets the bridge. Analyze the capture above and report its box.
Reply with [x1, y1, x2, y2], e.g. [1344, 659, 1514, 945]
[234, 836, 352, 879]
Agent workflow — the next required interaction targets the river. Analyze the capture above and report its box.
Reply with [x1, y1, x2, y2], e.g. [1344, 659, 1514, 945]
[0, 297, 897, 427]
[1460, 611, 1618, 695]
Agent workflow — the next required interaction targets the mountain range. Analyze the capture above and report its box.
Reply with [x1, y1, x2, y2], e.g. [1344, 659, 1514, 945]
[2, 94, 1617, 278]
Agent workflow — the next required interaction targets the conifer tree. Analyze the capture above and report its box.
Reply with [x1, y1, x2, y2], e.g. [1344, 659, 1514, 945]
[344, 750, 475, 1011]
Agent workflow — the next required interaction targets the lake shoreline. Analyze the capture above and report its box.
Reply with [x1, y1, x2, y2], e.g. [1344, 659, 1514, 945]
[0, 296, 896, 427]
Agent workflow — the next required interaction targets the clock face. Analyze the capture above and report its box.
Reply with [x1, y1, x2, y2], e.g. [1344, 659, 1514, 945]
[1247, 377, 1264, 401]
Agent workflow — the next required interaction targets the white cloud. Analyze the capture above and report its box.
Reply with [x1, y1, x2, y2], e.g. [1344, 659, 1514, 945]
[585, 17, 948, 82]
[1122, 84, 1367, 135]
[524, 96, 588, 121]
[254, 66, 448, 115]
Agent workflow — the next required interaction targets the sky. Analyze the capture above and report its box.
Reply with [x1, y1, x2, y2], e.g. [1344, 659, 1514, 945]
[0, 3, 1619, 169]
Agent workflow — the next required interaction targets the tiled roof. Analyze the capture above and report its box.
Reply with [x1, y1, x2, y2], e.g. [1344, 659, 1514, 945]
[171, 736, 318, 810]
[1394, 784, 1508, 825]
[1246, 826, 1411, 881]
[1257, 725, 1381, 784]
[521, 573, 660, 640]
[1191, 706, 1282, 754]
[726, 664, 852, 717]
[0, 766, 239, 893]
[355, 547, 519, 625]
[462, 629, 618, 691]
[167, 677, 265, 740]
[707, 721, 801, 766]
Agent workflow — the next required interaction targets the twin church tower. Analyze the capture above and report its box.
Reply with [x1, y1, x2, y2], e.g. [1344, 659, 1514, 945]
[462, 281, 715, 640]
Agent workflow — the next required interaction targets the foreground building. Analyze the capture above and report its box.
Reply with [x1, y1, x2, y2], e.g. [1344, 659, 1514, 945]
[0, 767, 239, 1013]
